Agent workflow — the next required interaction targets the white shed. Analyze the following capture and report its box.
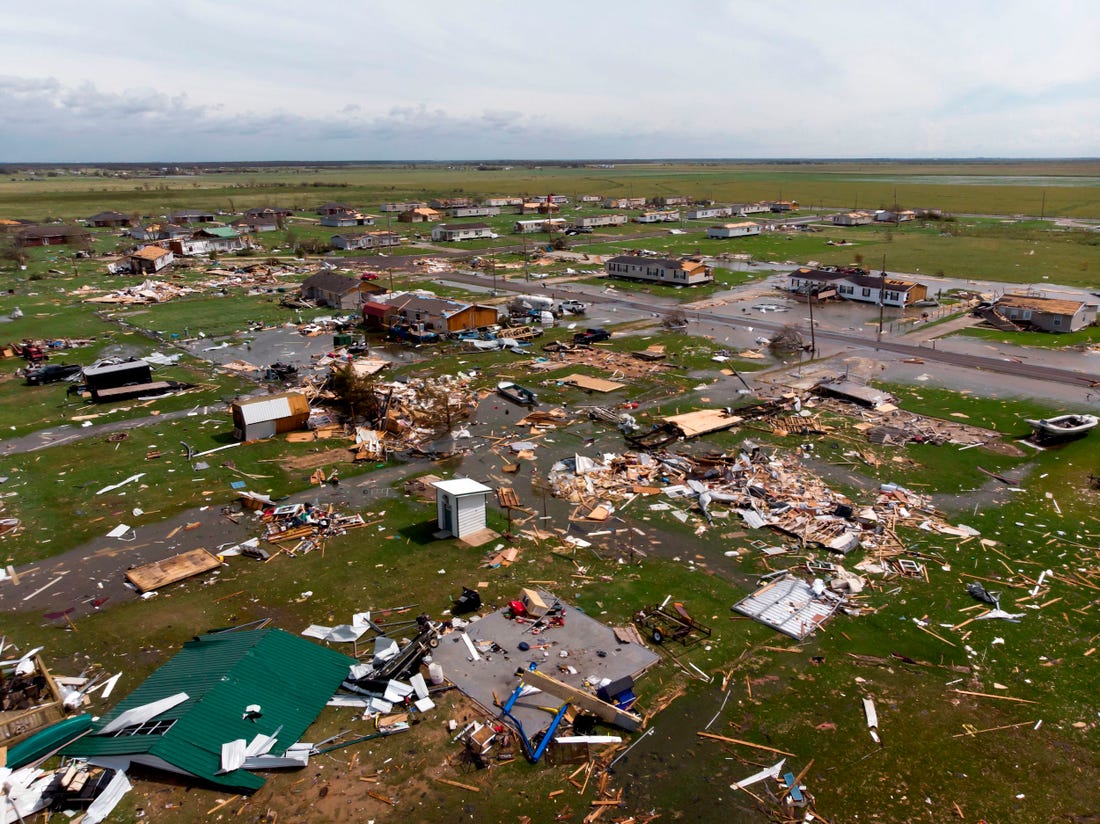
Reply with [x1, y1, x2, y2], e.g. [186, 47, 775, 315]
[432, 478, 493, 539]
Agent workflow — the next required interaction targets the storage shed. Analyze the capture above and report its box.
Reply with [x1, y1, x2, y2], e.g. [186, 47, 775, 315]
[432, 478, 492, 539]
[231, 392, 310, 441]
[82, 360, 153, 401]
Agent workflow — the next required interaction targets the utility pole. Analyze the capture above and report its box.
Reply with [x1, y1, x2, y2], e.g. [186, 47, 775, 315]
[877, 253, 887, 348]
[522, 230, 529, 282]
[1040, 189, 1046, 221]
[807, 287, 816, 356]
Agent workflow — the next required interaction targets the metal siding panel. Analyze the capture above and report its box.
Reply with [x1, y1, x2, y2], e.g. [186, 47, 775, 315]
[239, 397, 292, 425]
[456, 497, 485, 537]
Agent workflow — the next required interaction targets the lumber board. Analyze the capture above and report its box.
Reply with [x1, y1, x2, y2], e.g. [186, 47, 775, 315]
[124, 548, 221, 593]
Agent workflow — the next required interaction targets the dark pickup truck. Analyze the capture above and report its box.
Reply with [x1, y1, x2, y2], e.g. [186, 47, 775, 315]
[573, 328, 612, 344]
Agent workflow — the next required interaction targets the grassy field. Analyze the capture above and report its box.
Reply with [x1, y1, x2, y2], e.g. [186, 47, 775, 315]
[4, 160, 1100, 220]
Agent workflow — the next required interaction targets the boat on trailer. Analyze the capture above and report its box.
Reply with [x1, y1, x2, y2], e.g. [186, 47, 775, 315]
[1025, 413, 1098, 442]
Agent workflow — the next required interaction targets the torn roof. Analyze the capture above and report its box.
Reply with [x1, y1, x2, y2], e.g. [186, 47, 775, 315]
[63, 628, 354, 794]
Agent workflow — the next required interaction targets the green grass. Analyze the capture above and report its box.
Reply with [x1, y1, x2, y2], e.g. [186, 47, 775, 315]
[953, 323, 1100, 348]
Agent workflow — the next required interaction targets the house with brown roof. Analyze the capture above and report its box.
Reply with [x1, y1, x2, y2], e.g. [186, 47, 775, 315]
[130, 223, 192, 242]
[993, 294, 1098, 333]
[787, 267, 928, 307]
[129, 245, 174, 274]
[605, 256, 713, 286]
[231, 215, 280, 233]
[388, 294, 499, 334]
[832, 211, 873, 226]
[379, 201, 427, 212]
[397, 207, 443, 223]
[16, 224, 91, 247]
[87, 210, 134, 228]
[300, 270, 380, 309]
[316, 202, 355, 216]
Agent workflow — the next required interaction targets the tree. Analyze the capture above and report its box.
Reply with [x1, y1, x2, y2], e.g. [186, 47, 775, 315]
[0, 237, 28, 267]
[768, 324, 805, 355]
[414, 380, 472, 437]
[661, 308, 688, 330]
[328, 364, 384, 423]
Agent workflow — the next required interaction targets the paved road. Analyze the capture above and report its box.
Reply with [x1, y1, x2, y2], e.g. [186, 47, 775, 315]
[439, 270, 1099, 389]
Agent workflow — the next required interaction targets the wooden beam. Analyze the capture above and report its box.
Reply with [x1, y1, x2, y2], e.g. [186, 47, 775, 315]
[515, 668, 641, 731]
[696, 731, 795, 757]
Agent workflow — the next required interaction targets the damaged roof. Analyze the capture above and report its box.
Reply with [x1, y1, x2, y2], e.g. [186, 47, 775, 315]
[63, 628, 354, 794]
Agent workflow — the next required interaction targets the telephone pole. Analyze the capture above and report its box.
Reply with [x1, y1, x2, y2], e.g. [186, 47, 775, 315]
[877, 253, 887, 347]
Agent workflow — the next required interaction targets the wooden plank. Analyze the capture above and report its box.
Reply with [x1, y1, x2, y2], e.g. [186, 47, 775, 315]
[125, 548, 222, 593]
[434, 778, 480, 792]
[696, 731, 796, 757]
[516, 668, 641, 732]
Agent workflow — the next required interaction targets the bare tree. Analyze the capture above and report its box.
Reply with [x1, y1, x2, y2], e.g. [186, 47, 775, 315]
[328, 364, 385, 423]
[661, 308, 688, 330]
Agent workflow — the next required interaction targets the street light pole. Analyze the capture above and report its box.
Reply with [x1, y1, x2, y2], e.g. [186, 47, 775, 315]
[807, 288, 816, 356]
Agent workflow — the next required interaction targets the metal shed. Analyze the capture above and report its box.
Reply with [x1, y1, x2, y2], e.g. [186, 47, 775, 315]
[230, 392, 310, 441]
[432, 478, 492, 539]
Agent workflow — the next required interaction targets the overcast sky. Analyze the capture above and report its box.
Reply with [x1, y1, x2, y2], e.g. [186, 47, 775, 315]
[2, 1, 1098, 161]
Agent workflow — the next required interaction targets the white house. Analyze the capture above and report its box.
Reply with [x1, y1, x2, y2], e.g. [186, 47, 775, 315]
[449, 206, 500, 218]
[734, 202, 771, 215]
[514, 218, 566, 234]
[707, 221, 761, 239]
[483, 197, 524, 207]
[832, 211, 873, 226]
[431, 222, 494, 241]
[787, 267, 929, 307]
[686, 206, 732, 220]
[634, 210, 679, 223]
[331, 231, 401, 250]
[605, 255, 713, 286]
[875, 209, 916, 223]
[577, 214, 627, 228]
[603, 197, 647, 209]
[433, 478, 492, 539]
[320, 211, 376, 228]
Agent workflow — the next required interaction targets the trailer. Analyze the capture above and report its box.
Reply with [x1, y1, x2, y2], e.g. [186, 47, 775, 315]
[633, 601, 713, 646]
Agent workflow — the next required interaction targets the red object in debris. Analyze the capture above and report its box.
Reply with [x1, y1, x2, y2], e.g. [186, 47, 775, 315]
[509, 600, 528, 617]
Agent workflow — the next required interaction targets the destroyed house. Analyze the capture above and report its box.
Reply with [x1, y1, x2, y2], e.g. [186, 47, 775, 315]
[169, 227, 249, 256]
[605, 255, 713, 286]
[129, 245, 174, 274]
[397, 207, 443, 223]
[63, 629, 354, 794]
[993, 294, 1097, 333]
[231, 391, 310, 441]
[82, 360, 154, 402]
[86, 210, 134, 228]
[389, 295, 498, 333]
[787, 267, 927, 307]
[130, 223, 190, 242]
[513, 218, 566, 233]
[633, 210, 679, 223]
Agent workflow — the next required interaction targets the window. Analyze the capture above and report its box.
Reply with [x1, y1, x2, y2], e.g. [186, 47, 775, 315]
[1053, 318, 1061, 326]
[862, 288, 871, 297]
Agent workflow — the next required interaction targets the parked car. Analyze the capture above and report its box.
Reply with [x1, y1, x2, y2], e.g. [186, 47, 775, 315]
[573, 328, 612, 344]
[24, 363, 83, 386]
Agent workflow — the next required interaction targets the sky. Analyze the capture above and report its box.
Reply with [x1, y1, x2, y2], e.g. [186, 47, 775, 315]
[2, 1, 1098, 162]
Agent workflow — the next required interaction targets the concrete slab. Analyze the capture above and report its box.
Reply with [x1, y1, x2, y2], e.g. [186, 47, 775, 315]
[432, 591, 660, 737]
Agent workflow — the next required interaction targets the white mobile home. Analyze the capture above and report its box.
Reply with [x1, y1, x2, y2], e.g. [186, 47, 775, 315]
[577, 214, 627, 228]
[431, 222, 494, 241]
[686, 206, 732, 220]
[707, 222, 761, 239]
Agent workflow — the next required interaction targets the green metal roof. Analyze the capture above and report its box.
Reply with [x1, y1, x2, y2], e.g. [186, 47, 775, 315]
[63, 628, 353, 794]
[199, 227, 241, 238]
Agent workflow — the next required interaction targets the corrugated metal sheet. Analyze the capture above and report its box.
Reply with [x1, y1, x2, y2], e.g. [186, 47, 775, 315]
[732, 577, 838, 641]
[64, 629, 354, 794]
[238, 396, 292, 425]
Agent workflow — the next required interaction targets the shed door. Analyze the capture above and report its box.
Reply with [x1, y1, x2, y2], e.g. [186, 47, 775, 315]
[455, 495, 486, 538]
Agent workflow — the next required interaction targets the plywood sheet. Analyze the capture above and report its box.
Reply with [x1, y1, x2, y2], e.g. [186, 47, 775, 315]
[125, 548, 221, 593]
[663, 408, 743, 438]
[560, 374, 626, 393]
